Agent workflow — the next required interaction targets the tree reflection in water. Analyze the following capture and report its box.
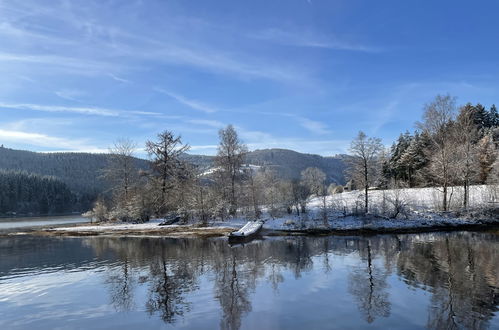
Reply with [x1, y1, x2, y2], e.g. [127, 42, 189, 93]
[348, 238, 391, 323]
[82, 231, 498, 329]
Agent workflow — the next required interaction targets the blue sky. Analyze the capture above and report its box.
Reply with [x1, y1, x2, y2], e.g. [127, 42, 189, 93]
[1, 0, 498, 156]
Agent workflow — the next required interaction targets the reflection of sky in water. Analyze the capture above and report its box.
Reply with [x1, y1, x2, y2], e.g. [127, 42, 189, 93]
[0, 233, 497, 330]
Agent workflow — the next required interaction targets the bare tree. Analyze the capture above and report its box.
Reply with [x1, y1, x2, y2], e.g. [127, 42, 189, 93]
[453, 107, 479, 209]
[301, 167, 328, 225]
[145, 130, 190, 216]
[417, 95, 457, 211]
[104, 138, 138, 206]
[348, 131, 384, 214]
[290, 179, 309, 215]
[215, 125, 247, 216]
[244, 166, 262, 219]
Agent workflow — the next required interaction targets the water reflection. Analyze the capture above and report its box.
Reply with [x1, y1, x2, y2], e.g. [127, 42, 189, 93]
[0, 231, 498, 329]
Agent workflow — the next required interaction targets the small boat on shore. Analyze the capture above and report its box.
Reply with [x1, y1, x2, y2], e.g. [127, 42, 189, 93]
[228, 220, 264, 242]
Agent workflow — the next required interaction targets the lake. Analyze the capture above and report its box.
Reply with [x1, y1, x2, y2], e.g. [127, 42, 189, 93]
[0, 231, 497, 329]
[0, 215, 89, 230]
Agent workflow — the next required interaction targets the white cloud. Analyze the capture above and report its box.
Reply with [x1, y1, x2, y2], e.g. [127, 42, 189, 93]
[0, 128, 106, 152]
[0, 102, 161, 117]
[108, 73, 130, 83]
[249, 28, 380, 52]
[155, 88, 218, 113]
[298, 117, 332, 135]
[55, 89, 87, 102]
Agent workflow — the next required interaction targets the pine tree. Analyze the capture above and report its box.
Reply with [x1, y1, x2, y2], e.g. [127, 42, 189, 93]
[488, 104, 499, 128]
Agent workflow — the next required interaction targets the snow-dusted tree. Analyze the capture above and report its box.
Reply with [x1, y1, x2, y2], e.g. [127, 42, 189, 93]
[301, 167, 328, 224]
[486, 158, 499, 203]
[453, 107, 480, 209]
[104, 139, 138, 206]
[348, 131, 384, 214]
[417, 95, 457, 211]
[215, 125, 247, 215]
[290, 179, 309, 215]
[477, 133, 497, 183]
[89, 198, 108, 223]
[145, 130, 190, 216]
[243, 166, 262, 219]
[256, 168, 281, 217]
[398, 131, 432, 186]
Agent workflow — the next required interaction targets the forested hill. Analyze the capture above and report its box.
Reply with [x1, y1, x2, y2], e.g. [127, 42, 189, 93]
[0, 170, 77, 215]
[183, 148, 348, 185]
[0, 146, 149, 194]
[246, 149, 347, 184]
[0, 146, 348, 195]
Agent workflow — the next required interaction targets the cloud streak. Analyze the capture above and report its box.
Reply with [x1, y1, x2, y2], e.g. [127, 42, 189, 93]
[155, 88, 218, 113]
[0, 102, 160, 117]
[249, 28, 380, 52]
[0, 128, 106, 152]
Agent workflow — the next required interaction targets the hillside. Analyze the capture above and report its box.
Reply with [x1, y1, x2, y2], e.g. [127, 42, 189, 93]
[0, 146, 149, 195]
[0, 146, 347, 196]
[245, 149, 347, 185]
[184, 148, 347, 185]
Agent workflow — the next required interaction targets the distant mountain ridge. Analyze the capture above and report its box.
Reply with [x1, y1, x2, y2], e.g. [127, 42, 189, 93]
[0, 146, 347, 195]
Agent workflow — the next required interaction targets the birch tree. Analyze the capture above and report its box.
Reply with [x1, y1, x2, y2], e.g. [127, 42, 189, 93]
[348, 131, 383, 214]
[453, 107, 479, 209]
[417, 95, 457, 211]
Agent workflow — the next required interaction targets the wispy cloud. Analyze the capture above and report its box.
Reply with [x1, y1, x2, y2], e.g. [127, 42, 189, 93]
[55, 89, 87, 102]
[155, 88, 218, 113]
[108, 73, 130, 83]
[249, 28, 380, 52]
[187, 119, 225, 128]
[297, 117, 332, 134]
[0, 102, 161, 117]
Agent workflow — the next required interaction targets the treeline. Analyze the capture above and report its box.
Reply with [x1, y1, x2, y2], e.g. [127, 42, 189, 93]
[348, 96, 499, 213]
[92, 95, 499, 223]
[0, 170, 78, 216]
[91, 127, 325, 223]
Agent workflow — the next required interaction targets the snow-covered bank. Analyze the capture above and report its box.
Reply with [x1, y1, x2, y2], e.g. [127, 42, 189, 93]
[18, 186, 499, 237]
[263, 185, 499, 233]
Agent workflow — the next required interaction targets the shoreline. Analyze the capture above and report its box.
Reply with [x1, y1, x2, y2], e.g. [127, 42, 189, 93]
[4, 218, 498, 238]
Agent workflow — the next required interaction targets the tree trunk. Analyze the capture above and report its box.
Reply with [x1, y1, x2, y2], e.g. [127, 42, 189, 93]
[364, 159, 369, 214]
[443, 184, 448, 211]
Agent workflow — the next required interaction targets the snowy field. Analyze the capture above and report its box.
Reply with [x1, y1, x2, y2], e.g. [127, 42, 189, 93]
[263, 185, 499, 232]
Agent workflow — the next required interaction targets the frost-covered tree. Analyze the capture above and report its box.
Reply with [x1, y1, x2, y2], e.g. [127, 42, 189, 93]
[348, 131, 384, 214]
[477, 133, 497, 183]
[301, 167, 328, 224]
[417, 95, 457, 211]
[453, 107, 480, 208]
[103, 139, 138, 209]
[145, 130, 190, 216]
[290, 179, 309, 215]
[215, 125, 247, 215]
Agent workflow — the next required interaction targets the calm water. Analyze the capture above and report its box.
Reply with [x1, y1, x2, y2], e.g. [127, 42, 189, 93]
[0, 232, 497, 329]
[0, 215, 88, 230]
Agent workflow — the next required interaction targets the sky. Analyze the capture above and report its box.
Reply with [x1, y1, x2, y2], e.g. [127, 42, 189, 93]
[1, 0, 499, 156]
